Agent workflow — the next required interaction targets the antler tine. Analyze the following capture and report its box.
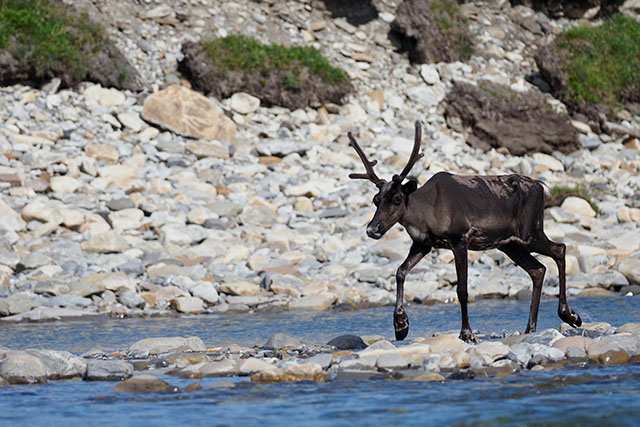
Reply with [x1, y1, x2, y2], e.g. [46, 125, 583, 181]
[395, 120, 425, 182]
[347, 131, 383, 186]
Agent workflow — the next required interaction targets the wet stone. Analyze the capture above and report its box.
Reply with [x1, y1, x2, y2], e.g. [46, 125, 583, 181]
[262, 333, 304, 350]
[112, 375, 179, 394]
[327, 335, 368, 350]
[85, 360, 134, 381]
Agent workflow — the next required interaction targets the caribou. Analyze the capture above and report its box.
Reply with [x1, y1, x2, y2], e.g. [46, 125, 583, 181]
[347, 120, 582, 342]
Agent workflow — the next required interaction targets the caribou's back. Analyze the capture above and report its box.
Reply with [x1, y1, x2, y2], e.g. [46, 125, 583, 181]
[411, 172, 545, 250]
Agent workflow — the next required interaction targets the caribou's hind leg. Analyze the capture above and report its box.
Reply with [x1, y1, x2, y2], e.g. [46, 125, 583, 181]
[394, 242, 430, 340]
[500, 243, 546, 334]
[452, 243, 476, 343]
[534, 237, 582, 328]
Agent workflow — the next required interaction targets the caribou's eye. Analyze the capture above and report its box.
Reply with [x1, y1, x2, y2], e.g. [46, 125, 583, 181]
[373, 195, 380, 206]
[392, 194, 403, 205]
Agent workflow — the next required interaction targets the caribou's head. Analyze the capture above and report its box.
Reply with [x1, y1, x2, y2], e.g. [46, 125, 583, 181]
[348, 121, 424, 240]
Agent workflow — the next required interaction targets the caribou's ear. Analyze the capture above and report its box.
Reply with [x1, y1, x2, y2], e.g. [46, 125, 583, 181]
[403, 179, 418, 194]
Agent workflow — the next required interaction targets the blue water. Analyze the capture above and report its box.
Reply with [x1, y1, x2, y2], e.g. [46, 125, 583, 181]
[0, 297, 639, 426]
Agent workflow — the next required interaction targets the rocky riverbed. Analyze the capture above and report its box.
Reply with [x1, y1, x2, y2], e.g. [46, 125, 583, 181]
[1, 320, 639, 389]
[0, 0, 638, 324]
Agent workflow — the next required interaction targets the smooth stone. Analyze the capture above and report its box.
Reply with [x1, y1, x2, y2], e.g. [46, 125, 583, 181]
[617, 257, 640, 285]
[82, 85, 125, 106]
[199, 359, 238, 377]
[0, 352, 48, 384]
[128, 337, 206, 358]
[376, 353, 410, 371]
[81, 231, 129, 254]
[327, 335, 368, 350]
[0, 293, 38, 316]
[117, 112, 146, 132]
[172, 296, 204, 314]
[238, 358, 277, 375]
[252, 363, 324, 383]
[338, 356, 378, 371]
[0, 196, 26, 231]
[0, 307, 98, 322]
[219, 281, 260, 297]
[417, 334, 465, 354]
[186, 139, 230, 159]
[190, 283, 219, 304]
[112, 375, 178, 393]
[49, 176, 79, 193]
[616, 323, 640, 334]
[119, 290, 146, 309]
[85, 143, 119, 163]
[262, 333, 304, 350]
[305, 353, 333, 370]
[561, 197, 596, 217]
[85, 360, 134, 381]
[230, 92, 261, 115]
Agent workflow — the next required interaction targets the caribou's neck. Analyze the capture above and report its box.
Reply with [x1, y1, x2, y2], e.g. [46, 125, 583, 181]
[400, 192, 431, 243]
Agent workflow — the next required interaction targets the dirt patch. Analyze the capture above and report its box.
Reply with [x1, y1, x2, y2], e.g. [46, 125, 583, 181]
[442, 81, 580, 155]
[178, 40, 352, 110]
[320, 0, 379, 26]
[389, 0, 473, 64]
[510, 0, 624, 18]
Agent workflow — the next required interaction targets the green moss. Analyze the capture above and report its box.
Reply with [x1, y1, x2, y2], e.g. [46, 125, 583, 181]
[557, 14, 640, 107]
[549, 183, 600, 216]
[202, 35, 349, 89]
[0, 0, 105, 81]
[430, 0, 473, 59]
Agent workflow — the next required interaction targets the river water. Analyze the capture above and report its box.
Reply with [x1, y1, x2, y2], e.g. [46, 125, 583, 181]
[1, 296, 639, 426]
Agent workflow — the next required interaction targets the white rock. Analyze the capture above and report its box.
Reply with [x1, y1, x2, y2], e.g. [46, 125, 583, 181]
[561, 197, 596, 218]
[49, 176, 80, 194]
[191, 282, 219, 304]
[117, 112, 147, 132]
[109, 209, 144, 231]
[419, 64, 440, 85]
[230, 92, 261, 115]
[532, 153, 564, 171]
[82, 85, 126, 107]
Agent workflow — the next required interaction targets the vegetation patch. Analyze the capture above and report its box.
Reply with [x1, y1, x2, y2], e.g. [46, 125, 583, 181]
[179, 36, 351, 110]
[536, 14, 640, 118]
[0, 0, 141, 90]
[546, 183, 600, 215]
[429, 0, 473, 59]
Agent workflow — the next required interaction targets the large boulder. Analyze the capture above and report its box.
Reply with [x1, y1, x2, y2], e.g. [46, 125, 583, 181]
[389, 0, 473, 64]
[142, 85, 236, 142]
[321, 0, 379, 26]
[443, 80, 580, 155]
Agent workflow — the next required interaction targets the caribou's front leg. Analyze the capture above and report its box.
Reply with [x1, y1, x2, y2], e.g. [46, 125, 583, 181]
[394, 242, 430, 340]
[452, 243, 476, 343]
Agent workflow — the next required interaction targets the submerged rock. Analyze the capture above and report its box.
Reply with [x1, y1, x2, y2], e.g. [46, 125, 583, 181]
[112, 375, 179, 393]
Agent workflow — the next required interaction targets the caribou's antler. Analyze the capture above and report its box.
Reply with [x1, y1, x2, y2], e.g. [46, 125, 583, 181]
[393, 120, 424, 183]
[348, 131, 383, 187]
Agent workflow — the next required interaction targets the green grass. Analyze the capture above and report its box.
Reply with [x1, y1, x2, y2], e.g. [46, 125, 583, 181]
[557, 13, 640, 107]
[549, 183, 600, 216]
[0, 0, 104, 80]
[430, 0, 473, 59]
[201, 35, 349, 89]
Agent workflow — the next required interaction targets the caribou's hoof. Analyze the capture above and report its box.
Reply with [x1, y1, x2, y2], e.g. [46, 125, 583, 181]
[459, 329, 477, 344]
[559, 306, 582, 328]
[394, 309, 409, 341]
